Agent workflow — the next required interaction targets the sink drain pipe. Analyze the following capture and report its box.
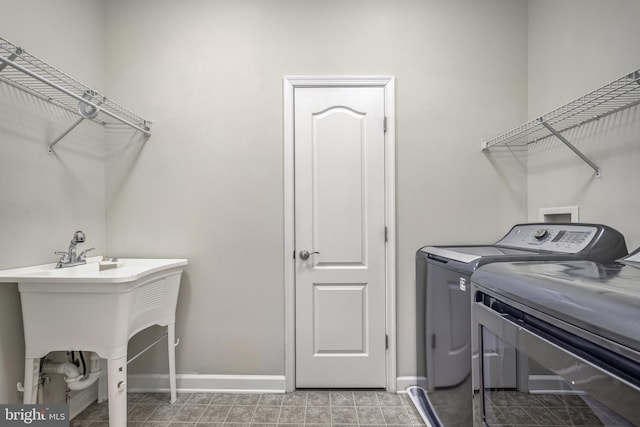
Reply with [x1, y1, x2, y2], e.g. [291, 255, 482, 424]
[42, 352, 102, 391]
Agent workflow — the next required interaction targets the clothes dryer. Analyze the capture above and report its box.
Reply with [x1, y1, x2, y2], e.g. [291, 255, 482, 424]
[409, 223, 627, 427]
[471, 246, 640, 426]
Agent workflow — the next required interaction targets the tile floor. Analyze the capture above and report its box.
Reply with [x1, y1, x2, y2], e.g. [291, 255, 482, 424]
[482, 391, 634, 426]
[71, 390, 426, 427]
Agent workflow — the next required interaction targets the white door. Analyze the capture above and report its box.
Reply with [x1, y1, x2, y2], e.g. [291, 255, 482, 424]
[294, 86, 387, 388]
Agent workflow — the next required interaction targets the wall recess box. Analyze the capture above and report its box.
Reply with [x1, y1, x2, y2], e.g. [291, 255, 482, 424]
[538, 206, 579, 223]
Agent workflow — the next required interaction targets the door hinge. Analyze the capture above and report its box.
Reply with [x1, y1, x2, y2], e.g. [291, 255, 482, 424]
[432, 334, 436, 349]
[293, 250, 296, 259]
[385, 334, 389, 350]
[383, 116, 387, 133]
[384, 226, 388, 243]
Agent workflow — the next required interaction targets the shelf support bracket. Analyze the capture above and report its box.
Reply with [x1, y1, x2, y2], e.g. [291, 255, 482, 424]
[48, 91, 104, 155]
[48, 117, 85, 155]
[539, 119, 601, 178]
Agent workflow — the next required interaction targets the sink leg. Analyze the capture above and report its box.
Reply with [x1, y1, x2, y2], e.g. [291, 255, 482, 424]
[98, 358, 108, 403]
[107, 356, 127, 427]
[168, 323, 177, 403]
[22, 357, 40, 404]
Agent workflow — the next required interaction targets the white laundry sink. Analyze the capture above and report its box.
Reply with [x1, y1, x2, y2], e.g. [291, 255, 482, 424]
[0, 256, 188, 427]
[0, 256, 185, 283]
[0, 256, 187, 356]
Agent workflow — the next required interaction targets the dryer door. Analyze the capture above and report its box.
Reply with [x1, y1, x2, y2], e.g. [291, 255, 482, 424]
[473, 294, 640, 426]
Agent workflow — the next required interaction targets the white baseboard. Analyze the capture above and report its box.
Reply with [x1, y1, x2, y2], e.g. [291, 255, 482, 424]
[69, 382, 98, 419]
[71, 372, 415, 415]
[395, 376, 425, 393]
[127, 374, 286, 394]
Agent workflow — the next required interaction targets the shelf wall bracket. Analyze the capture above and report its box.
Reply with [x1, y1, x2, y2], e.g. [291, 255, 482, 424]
[539, 118, 601, 178]
[48, 117, 85, 155]
[48, 91, 104, 154]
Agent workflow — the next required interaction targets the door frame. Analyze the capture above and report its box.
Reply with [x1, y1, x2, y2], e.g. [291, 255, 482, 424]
[283, 76, 397, 392]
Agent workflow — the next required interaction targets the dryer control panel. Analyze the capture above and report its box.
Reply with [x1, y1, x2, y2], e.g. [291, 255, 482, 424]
[496, 224, 599, 253]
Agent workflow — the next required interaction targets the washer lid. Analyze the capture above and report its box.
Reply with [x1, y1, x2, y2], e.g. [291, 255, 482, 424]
[421, 245, 540, 263]
[472, 260, 640, 354]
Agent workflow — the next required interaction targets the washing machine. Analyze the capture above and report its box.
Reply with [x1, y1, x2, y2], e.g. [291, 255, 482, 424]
[408, 223, 627, 427]
[471, 246, 640, 426]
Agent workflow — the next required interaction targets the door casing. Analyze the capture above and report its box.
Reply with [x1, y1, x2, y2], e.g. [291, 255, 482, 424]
[283, 76, 396, 392]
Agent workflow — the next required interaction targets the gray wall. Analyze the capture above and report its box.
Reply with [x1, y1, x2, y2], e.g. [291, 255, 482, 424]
[14, 0, 640, 402]
[102, 0, 529, 380]
[0, 0, 106, 403]
[527, 0, 640, 249]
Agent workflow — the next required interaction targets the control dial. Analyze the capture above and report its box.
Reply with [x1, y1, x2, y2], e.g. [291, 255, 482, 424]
[533, 228, 549, 240]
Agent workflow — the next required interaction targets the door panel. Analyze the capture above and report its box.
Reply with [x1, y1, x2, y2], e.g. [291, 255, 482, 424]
[313, 107, 366, 266]
[313, 284, 367, 353]
[295, 87, 386, 388]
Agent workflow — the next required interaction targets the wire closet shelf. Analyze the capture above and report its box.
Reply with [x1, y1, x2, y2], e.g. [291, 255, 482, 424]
[0, 36, 151, 152]
[481, 69, 640, 151]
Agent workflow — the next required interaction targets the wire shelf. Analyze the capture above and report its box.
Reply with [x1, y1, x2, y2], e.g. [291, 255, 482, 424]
[0, 36, 151, 139]
[482, 69, 640, 150]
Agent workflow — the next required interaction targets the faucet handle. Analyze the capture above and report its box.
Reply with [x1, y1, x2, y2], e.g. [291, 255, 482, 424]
[78, 247, 95, 261]
[55, 251, 70, 262]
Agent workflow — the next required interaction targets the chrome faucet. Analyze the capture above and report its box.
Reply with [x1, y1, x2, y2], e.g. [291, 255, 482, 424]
[55, 231, 95, 268]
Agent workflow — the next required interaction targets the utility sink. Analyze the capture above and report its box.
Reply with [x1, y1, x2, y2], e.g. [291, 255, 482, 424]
[0, 256, 186, 282]
[0, 256, 188, 427]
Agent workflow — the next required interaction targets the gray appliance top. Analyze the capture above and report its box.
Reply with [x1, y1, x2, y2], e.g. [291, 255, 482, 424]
[420, 223, 627, 264]
[472, 259, 640, 354]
